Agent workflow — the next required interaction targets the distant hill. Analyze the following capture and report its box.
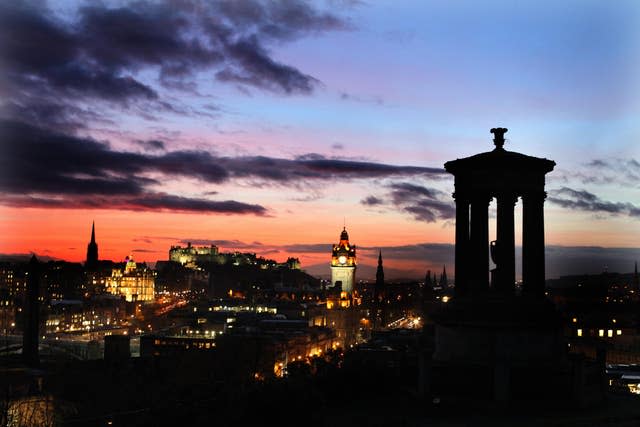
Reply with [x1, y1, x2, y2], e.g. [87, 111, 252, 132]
[0, 253, 59, 263]
[303, 262, 423, 281]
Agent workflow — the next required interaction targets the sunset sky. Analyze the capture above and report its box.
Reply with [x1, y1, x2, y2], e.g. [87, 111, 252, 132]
[1, 1, 639, 278]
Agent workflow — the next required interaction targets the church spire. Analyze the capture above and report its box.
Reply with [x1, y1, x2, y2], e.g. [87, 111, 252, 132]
[440, 265, 448, 288]
[86, 221, 99, 270]
[373, 250, 385, 330]
[376, 250, 384, 284]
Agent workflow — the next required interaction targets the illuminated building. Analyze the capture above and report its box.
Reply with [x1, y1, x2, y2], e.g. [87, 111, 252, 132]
[0, 263, 27, 299]
[169, 243, 301, 272]
[330, 227, 356, 294]
[169, 242, 219, 267]
[140, 334, 217, 357]
[105, 256, 155, 302]
[86, 221, 99, 270]
[317, 228, 362, 348]
[46, 296, 129, 334]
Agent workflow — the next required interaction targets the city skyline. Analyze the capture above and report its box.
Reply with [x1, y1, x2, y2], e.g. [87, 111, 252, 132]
[1, 1, 639, 278]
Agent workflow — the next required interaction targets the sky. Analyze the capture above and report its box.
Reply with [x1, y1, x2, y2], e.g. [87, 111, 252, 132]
[1, 0, 639, 279]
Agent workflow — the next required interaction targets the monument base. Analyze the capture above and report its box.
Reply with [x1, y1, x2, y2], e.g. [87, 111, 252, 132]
[425, 294, 604, 405]
[431, 295, 564, 364]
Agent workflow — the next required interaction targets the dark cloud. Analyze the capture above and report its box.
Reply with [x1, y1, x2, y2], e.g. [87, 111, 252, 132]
[131, 249, 161, 253]
[0, 120, 266, 215]
[331, 143, 344, 150]
[361, 243, 454, 263]
[361, 195, 384, 206]
[281, 243, 332, 253]
[583, 158, 640, 187]
[134, 139, 166, 151]
[2, 193, 267, 215]
[0, 119, 446, 213]
[285, 156, 446, 179]
[212, 0, 349, 41]
[0, 1, 350, 129]
[556, 158, 640, 187]
[130, 194, 267, 214]
[359, 183, 455, 222]
[219, 154, 447, 182]
[0, 120, 225, 197]
[548, 187, 640, 218]
[133, 238, 154, 244]
[390, 182, 443, 201]
[388, 182, 455, 222]
[2, 119, 446, 197]
[403, 200, 456, 222]
[339, 91, 384, 105]
[216, 36, 319, 94]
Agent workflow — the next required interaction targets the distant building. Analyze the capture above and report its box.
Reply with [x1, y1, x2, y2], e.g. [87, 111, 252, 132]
[169, 242, 219, 267]
[86, 222, 99, 270]
[105, 256, 155, 302]
[330, 227, 356, 294]
[372, 251, 385, 330]
[0, 263, 27, 300]
[284, 257, 301, 270]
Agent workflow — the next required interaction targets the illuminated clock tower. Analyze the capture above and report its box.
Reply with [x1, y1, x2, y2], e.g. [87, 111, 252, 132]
[330, 227, 356, 293]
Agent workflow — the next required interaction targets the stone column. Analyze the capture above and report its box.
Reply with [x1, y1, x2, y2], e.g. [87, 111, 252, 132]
[496, 193, 517, 294]
[454, 194, 470, 296]
[522, 191, 546, 297]
[470, 195, 490, 293]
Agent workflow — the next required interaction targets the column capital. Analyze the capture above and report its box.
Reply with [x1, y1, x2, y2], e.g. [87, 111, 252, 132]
[522, 191, 547, 202]
[495, 192, 518, 206]
[452, 192, 470, 202]
[470, 193, 493, 205]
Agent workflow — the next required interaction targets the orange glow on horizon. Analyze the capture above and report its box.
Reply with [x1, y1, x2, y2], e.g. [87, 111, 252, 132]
[1, 201, 637, 279]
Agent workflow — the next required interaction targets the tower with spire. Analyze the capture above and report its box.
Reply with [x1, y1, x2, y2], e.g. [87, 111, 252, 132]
[373, 250, 385, 330]
[330, 227, 357, 294]
[439, 265, 448, 288]
[375, 251, 385, 295]
[86, 221, 99, 270]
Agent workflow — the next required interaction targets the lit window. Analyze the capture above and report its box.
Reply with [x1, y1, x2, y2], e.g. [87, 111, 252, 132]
[617, 330, 622, 336]
[577, 329, 582, 337]
[607, 329, 613, 338]
[598, 329, 604, 337]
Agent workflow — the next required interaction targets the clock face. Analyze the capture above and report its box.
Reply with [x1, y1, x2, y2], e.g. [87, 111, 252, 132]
[338, 255, 347, 265]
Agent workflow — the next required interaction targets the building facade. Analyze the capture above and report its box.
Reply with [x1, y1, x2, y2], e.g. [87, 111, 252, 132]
[105, 256, 155, 302]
